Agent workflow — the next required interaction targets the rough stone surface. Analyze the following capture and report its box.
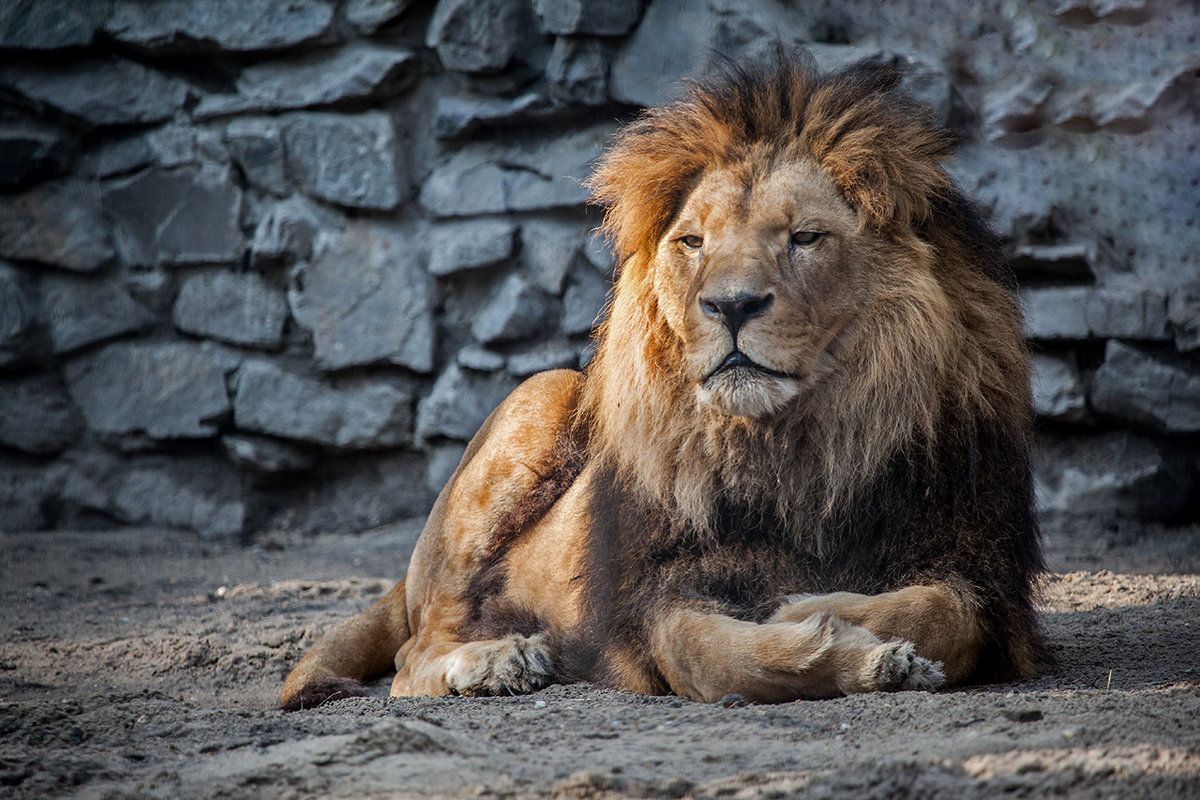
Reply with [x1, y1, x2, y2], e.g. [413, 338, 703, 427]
[561, 265, 609, 335]
[521, 218, 584, 294]
[173, 271, 288, 350]
[1021, 286, 1171, 341]
[290, 223, 434, 372]
[196, 45, 416, 118]
[104, 0, 335, 51]
[534, 0, 640, 36]
[105, 166, 244, 267]
[224, 118, 288, 195]
[283, 113, 403, 210]
[507, 340, 580, 377]
[0, 460, 64, 530]
[0, 124, 71, 187]
[250, 195, 333, 264]
[425, 442, 467, 493]
[221, 433, 316, 474]
[1169, 284, 1200, 352]
[0, 263, 42, 367]
[471, 274, 557, 344]
[426, 0, 529, 74]
[456, 344, 505, 372]
[39, 272, 154, 354]
[609, 0, 715, 107]
[433, 93, 549, 140]
[546, 38, 610, 106]
[1091, 341, 1200, 433]
[343, 0, 416, 34]
[0, 58, 192, 127]
[0, 1, 105, 49]
[0, 180, 113, 271]
[0, 372, 81, 455]
[427, 220, 516, 276]
[233, 360, 413, 449]
[64, 342, 236, 441]
[417, 363, 517, 441]
[1030, 352, 1088, 422]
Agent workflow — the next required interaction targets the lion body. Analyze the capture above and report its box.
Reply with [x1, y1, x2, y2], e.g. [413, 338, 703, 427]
[281, 54, 1045, 709]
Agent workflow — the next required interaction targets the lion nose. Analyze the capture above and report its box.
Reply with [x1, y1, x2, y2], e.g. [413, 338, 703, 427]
[699, 291, 774, 337]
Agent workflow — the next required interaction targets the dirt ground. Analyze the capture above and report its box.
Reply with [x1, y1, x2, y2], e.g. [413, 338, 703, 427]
[2, 517, 1198, 799]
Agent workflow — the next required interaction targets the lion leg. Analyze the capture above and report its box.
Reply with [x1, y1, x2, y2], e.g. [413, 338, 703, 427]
[649, 605, 944, 704]
[767, 584, 983, 683]
[280, 579, 410, 710]
[390, 630, 554, 697]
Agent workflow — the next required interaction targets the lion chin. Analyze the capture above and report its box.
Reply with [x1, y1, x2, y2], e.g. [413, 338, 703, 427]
[697, 363, 801, 419]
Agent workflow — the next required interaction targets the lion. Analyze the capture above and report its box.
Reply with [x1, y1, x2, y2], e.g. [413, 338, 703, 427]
[280, 53, 1046, 709]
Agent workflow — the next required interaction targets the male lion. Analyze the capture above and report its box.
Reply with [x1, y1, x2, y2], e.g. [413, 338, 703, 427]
[281, 54, 1046, 708]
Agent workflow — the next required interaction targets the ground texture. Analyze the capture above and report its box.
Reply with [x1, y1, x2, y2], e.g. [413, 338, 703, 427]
[2, 519, 1198, 799]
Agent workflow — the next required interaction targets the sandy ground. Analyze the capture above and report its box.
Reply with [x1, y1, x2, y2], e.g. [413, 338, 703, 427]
[2, 518, 1198, 799]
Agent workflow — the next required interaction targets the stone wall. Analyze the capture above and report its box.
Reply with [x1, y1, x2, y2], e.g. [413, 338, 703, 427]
[0, 0, 1197, 539]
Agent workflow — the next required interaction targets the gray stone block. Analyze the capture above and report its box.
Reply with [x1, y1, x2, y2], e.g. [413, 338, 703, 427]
[507, 341, 580, 377]
[1169, 283, 1200, 352]
[289, 222, 435, 372]
[250, 195, 335, 264]
[86, 125, 200, 179]
[105, 166, 244, 267]
[224, 118, 288, 195]
[173, 271, 288, 350]
[420, 125, 614, 217]
[0, 180, 113, 271]
[562, 265, 609, 335]
[521, 218, 584, 294]
[425, 441, 467, 494]
[233, 360, 413, 449]
[343, 0, 416, 34]
[0, 372, 81, 455]
[428, 220, 517, 277]
[283, 112, 403, 210]
[221, 433, 317, 474]
[105, 0, 334, 51]
[546, 38, 609, 107]
[1021, 285, 1171, 341]
[1035, 430, 1193, 522]
[433, 93, 548, 140]
[457, 344, 506, 372]
[0, 263, 42, 367]
[196, 44, 416, 118]
[40, 272, 154, 354]
[0, 459, 64, 531]
[64, 342, 237, 440]
[533, 0, 640, 35]
[417, 363, 517, 441]
[426, 0, 529, 74]
[0, 124, 72, 187]
[1029, 352, 1087, 422]
[609, 0, 714, 107]
[0, 1, 105, 49]
[471, 274, 557, 344]
[0, 58, 191, 127]
[1091, 340, 1200, 433]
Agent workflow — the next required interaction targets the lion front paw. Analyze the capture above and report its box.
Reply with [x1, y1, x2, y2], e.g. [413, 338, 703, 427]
[871, 641, 945, 692]
[444, 633, 555, 697]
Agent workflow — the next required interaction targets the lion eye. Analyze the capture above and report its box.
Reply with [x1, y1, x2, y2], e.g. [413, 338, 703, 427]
[680, 235, 704, 250]
[790, 230, 825, 247]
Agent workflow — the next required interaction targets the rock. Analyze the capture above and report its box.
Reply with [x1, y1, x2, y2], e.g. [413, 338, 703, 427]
[1168, 284, 1200, 352]
[0, 1, 105, 49]
[64, 341, 237, 440]
[259, 452, 430, 535]
[250, 195, 334, 264]
[343, 0, 416, 34]
[521, 218, 585, 294]
[610, 0, 713, 106]
[39, 272, 154, 354]
[1021, 286, 1170, 341]
[546, 38, 609, 107]
[195, 45, 416, 118]
[289, 222, 435, 372]
[234, 360, 414, 449]
[105, 0, 334, 51]
[426, 0, 530, 74]
[173, 271, 289, 349]
[457, 344, 505, 371]
[105, 166, 244, 267]
[0, 124, 71, 187]
[0, 263, 42, 367]
[1091, 341, 1200, 433]
[583, 232, 614, 274]
[0, 459, 64, 531]
[1030, 353, 1087, 422]
[224, 118, 287, 195]
[533, 0, 640, 35]
[85, 125, 200, 179]
[0, 180, 113, 271]
[562, 265, 609, 334]
[420, 124, 613, 217]
[426, 442, 467, 494]
[0, 372, 81, 455]
[1035, 430, 1193, 521]
[221, 433, 317, 474]
[428, 220, 517, 277]
[507, 341, 580, 377]
[433, 93, 549, 139]
[982, 76, 1052, 142]
[1010, 241, 1116, 281]
[471, 274, 557, 344]
[283, 112, 403, 210]
[0, 58, 192, 127]
[417, 363, 518, 441]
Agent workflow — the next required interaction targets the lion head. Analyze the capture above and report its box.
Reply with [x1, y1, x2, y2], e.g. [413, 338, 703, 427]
[579, 54, 1030, 536]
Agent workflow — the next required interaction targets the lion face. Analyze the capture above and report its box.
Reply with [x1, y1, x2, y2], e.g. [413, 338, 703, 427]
[651, 159, 871, 419]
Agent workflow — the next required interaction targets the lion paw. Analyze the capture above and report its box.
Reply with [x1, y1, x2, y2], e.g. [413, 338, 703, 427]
[871, 641, 945, 692]
[444, 633, 555, 697]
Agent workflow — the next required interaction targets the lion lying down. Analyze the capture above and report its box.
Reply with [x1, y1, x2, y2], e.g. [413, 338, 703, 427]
[281, 53, 1046, 708]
